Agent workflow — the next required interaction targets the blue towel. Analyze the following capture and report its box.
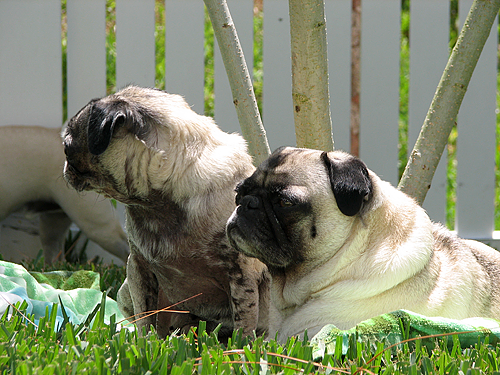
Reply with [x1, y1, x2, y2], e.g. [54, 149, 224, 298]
[0, 260, 126, 329]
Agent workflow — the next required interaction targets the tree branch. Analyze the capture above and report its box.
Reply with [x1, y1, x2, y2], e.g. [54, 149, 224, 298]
[204, 0, 271, 165]
[398, 0, 500, 204]
[289, 0, 334, 151]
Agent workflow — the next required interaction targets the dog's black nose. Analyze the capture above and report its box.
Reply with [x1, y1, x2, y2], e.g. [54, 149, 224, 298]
[240, 195, 260, 210]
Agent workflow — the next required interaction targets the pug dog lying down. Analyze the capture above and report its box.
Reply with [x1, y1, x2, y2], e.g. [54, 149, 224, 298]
[0, 125, 129, 263]
[226, 146, 500, 342]
[63, 86, 269, 339]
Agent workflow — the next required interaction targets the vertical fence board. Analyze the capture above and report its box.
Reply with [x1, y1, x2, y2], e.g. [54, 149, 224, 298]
[66, 0, 107, 118]
[0, 0, 62, 127]
[455, 0, 498, 238]
[359, 0, 401, 185]
[263, 0, 295, 151]
[214, 0, 254, 134]
[115, 0, 156, 89]
[325, 0, 351, 152]
[165, 0, 205, 114]
[408, 0, 449, 224]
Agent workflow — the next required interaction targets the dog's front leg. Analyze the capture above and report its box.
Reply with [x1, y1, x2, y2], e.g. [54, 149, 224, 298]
[125, 243, 159, 335]
[155, 287, 173, 338]
[117, 276, 171, 337]
[229, 255, 270, 337]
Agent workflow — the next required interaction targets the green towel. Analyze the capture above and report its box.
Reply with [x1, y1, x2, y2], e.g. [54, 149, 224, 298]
[311, 310, 500, 358]
[0, 260, 125, 328]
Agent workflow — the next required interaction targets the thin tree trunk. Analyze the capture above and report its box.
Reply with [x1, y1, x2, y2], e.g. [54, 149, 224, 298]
[350, 0, 361, 156]
[289, 0, 334, 152]
[398, 0, 500, 204]
[204, 0, 270, 166]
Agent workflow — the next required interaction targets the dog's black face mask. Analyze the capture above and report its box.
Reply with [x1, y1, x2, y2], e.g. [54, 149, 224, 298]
[226, 147, 373, 274]
[226, 148, 314, 272]
[62, 92, 163, 202]
[227, 176, 311, 271]
[63, 103, 101, 193]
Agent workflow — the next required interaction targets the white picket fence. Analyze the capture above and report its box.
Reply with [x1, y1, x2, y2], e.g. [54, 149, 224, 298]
[0, 0, 499, 258]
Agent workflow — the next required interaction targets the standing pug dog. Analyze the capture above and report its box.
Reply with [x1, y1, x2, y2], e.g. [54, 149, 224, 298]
[0, 125, 129, 263]
[227, 146, 500, 342]
[63, 86, 269, 339]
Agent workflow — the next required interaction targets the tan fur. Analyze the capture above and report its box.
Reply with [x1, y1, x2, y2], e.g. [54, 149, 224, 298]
[63, 86, 269, 340]
[227, 147, 500, 342]
[0, 125, 129, 263]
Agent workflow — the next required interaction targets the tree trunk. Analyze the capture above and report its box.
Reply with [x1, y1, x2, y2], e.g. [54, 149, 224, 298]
[204, 0, 270, 166]
[398, 0, 500, 204]
[350, 0, 361, 156]
[289, 0, 334, 152]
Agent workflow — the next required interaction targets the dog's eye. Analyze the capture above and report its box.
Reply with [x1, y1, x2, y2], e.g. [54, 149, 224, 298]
[279, 198, 294, 208]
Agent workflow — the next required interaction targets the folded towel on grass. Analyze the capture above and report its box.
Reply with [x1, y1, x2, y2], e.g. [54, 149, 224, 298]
[0, 260, 125, 328]
[311, 310, 500, 358]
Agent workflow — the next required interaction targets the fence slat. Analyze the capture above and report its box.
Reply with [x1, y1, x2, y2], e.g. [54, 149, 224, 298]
[115, 0, 156, 89]
[455, 0, 498, 238]
[0, 0, 62, 127]
[66, 0, 107, 118]
[359, 0, 401, 185]
[213, 0, 254, 134]
[408, 0, 449, 224]
[263, 0, 295, 151]
[165, 0, 205, 114]
[325, 0, 351, 152]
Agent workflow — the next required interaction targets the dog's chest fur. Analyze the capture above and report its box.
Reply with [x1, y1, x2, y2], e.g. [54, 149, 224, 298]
[125, 198, 242, 303]
[124, 189, 234, 259]
[126, 198, 187, 261]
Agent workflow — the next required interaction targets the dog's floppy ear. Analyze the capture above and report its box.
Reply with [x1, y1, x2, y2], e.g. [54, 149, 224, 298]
[87, 99, 155, 155]
[321, 152, 373, 216]
[87, 101, 128, 155]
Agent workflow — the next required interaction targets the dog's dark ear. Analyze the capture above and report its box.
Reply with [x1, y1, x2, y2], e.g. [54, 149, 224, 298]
[322, 152, 373, 216]
[87, 101, 128, 155]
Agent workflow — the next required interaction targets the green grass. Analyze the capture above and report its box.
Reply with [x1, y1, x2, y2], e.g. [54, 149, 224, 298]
[398, 9, 410, 182]
[204, 8, 215, 118]
[3, 289, 500, 374]
[6, 234, 499, 373]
